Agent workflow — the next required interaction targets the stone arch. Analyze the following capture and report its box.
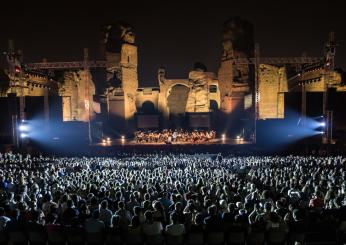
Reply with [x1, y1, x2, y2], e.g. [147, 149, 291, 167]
[140, 100, 156, 113]
[210, 100, 219, 112]
[166, 83, 190, 115]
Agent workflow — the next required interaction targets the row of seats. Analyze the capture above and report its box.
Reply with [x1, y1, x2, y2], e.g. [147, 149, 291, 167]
[0, 229, 343, 245]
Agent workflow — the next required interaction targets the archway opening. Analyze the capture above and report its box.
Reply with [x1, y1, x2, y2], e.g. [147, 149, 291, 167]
[167, 84, 189, 128]
[140, 101, 156, 113]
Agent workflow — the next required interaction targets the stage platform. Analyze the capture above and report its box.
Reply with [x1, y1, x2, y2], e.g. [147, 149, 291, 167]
[83, 138, 254, 155]
[95, 137, 251, 146]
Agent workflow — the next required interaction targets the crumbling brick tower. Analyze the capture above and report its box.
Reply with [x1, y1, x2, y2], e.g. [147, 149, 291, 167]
[217, 17, 253, 134]
[218, 17, 253, 112]
[101, 21, 138, 134]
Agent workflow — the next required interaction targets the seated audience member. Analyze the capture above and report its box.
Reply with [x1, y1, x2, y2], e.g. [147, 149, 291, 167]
[165, 211, 186, 236]
[85, 210, 105, 233]
[99, 200, 113, 228]
[0, 207, 11, 231]
[127, 215, 142, 235]
[204, 205, 222, 232]
[142, 211, 163, 236]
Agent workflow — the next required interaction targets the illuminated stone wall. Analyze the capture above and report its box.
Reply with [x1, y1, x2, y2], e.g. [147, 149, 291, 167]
[258, 64, 288, 119]
[290, 68, 343, 92]
[157, 72, 220, 119]
[218, 57, 233, 113]
[136, 88, 160, 110]
[7, 73, 57, 97]
[120, 43, 138, 119]
[59, 70, 95, 122]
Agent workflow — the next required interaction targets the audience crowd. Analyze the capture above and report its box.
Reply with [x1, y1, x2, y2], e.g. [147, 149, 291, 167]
[0, 152, 345, 243]
[134, 129, 216, 144]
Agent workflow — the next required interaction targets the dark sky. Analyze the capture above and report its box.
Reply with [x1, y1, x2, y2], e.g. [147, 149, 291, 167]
[1, 0, 345, 87]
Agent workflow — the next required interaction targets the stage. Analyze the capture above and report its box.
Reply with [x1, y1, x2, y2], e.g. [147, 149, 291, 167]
[95, 137, 251, 146]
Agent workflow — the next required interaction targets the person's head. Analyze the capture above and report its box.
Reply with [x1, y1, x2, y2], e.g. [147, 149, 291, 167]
[292, 209, 304, 221]
[170, 211, 179, 224]
[43, 193, 52, 203]
[143, 200, 151, 210]
[118, 201, 125, 210]
[174, 202, 182, 212]
[66, 199, 74, 208]
[262, 190, 270, 200]
[101, 200, 108, 209]
[207, 205, 217, 216]
[228, 203, 236, 212]
[194, 213, 204, 225]
[219, 199, 228, 211]
[153, 201, 163, 212]
[275, 200, 283, 209]
[264, 202, 272, 212]
[133, 206, 142, 216]
[144, 193, 151, 201]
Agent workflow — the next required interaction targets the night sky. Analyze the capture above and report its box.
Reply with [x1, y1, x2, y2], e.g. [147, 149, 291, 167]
[1, 0, 345, 87]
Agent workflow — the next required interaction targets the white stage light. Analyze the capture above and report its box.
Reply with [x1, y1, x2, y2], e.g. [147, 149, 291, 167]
[20, 133, 27, 138]
[19, 124, 28, 132]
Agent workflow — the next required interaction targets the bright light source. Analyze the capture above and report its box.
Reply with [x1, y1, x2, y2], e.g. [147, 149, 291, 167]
[102, 139, 106, 143]
[221, 134, 226, 139]
[319, 131, 324, 134]
[121, 135, 125, 140]
[106, 137, 110, 141]
[236, 135, 240, 139]
[320, 122, 326, 127]
[19, 124, 28, 132]
[20, 133, 27, 138]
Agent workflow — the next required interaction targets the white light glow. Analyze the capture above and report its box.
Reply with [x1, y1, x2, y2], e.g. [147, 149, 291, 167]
[20, 133, 27, 138]
[19, 125, 28, 132]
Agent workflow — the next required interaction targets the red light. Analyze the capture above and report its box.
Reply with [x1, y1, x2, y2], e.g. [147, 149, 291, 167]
[15, 66, 21, 73]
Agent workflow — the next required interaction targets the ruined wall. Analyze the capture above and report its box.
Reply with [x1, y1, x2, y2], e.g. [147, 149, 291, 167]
[102, 22, 138, 126]
[59, 70, 95, 121]
[136, 88, 160, 110]
[218, 59, 233, 112]
[157, 72, 220, 119]
[258, 64, 288, 119]
[7, 73, 57, 97]
[168, 84, 190, 115]
[185, 70, 210, 113]
[290, 68, 342, 92]
[120, 43, 138, 119]
[218, 17, 254, 113]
